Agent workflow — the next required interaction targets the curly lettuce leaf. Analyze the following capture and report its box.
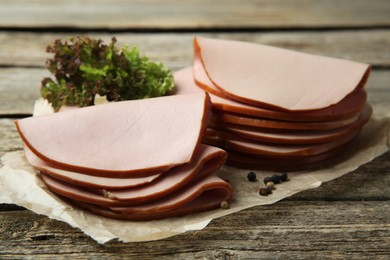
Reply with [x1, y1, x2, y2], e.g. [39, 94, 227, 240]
[41, 36, 174, 111]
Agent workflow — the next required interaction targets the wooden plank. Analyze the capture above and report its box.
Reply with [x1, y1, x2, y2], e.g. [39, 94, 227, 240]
[0, 201, 389, 258]
[0, 0, 389, 30]
[0, 30, 389, 67]
[0, 119, 23, 157]
[0, 68, 46, 115]
[1, 117, 389, 201]
[287, 150, 390, 201]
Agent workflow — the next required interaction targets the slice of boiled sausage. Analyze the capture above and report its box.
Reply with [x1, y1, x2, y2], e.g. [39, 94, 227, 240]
[212, 111, 360, 131]
[42, 174, 232, 220]
[194, 36, 370, 111]
[210, 104, 371, 144]
[25, 146, 162, 189]
[175, 67, 367, 122]
[70, 175, 232, 221]
[225, 148, 344, 171]
[203, 128, 360, 158]
[16, 93, 211, 177]
[40, 144, 227, 206]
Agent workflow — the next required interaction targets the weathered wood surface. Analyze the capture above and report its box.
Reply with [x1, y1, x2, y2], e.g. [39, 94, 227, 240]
[1, 0, 389, 30]
[1, 30, 389, 68]
[0, 202, 389, 259]
[0, 0, 389, 258]
[0, 119, 23, 157]
[0, 30, 389, 116]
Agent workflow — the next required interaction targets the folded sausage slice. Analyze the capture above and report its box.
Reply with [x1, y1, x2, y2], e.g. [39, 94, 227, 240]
[210, 104, 371, 144]
[194, 36, 370, 111]
[176, 67, 367, 122]
[41, 174, 133, 207]
[213, 111, 360, 131]
[40, 144, 227, 206]
[42, 174, 232, 220]
[16, 93, 211, 177]
[25, 146, 162, 189]
[109, 176, 232, 214]
[203, 128, 359, 158]
[90, 145, 226, 203]
[69, 176, 232, 221]
[193, 49, 227, 98]
[226, 148, 344, 171]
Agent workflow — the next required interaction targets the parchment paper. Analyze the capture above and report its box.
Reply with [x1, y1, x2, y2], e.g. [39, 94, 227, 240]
[1, 99, 389, 243]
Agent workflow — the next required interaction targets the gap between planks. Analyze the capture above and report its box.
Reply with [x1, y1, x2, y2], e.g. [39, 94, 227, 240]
[0, 0, 389, 29]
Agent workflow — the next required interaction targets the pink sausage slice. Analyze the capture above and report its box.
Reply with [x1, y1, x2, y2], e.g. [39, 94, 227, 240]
[194, 37, 370, 111]
[175, 67, 367, 122]
[203, 128, 360, 158]
[16, 93, 211, 177]
[193, 48, 228, 98]
[109, 175, 232, 214]
[95, 145, 226, 202]
[25, 146, 162, 189]
[40, 144, 227, 206]
[213, 111, 360, 131]
[42, 175, 232, 221]
[41, 174, 132, 207]
[210, 104, 371, 144]
[225, 148, 344, 172]
[70, 176, 232, 221]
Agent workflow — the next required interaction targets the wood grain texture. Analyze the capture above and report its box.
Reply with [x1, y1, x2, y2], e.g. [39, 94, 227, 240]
[1, 0, 390, 30]
[0, 119, 23, 157]
[0, 1, 389, 257]
[1, 30, 389, 67]
[0, 201, 389, 259]
[0, 29, 389, 116]
[0, 68, 46, 115]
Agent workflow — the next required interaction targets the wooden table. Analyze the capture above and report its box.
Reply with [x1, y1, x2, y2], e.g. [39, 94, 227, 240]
[1, 1, 389, 258]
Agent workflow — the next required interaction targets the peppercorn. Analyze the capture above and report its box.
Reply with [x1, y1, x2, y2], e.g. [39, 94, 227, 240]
[264, 186, 273, 194]
[266, 181, 275, 190]
[247, 171, 257, 182]
[263, 176, 272, 185]
[271, 174, 282, 184]
[220, 201, 229, 209]
[280, 172, 288, 182]
[259, 188, 269, 196]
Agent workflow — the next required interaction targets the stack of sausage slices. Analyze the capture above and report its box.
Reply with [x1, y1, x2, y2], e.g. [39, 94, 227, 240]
[174, 37, 372, 171]
[15, 93, 232, 220]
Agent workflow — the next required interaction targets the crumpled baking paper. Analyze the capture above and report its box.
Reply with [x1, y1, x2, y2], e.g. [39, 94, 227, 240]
[0, 99, 389, 243]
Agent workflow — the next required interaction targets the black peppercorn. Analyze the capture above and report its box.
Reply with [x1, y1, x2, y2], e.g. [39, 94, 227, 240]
[280, 172, 288, 182]
[264, 186, 272, 194]
[259, 187, 272, 196]
[259, 188, 269, 196]
[247, 171, 257, 182]
[263, 176, 272, 185]
[271, 175, 282, 184]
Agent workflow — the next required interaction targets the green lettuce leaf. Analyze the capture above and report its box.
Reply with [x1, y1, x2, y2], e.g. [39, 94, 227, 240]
[41, 36, 174, 111]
